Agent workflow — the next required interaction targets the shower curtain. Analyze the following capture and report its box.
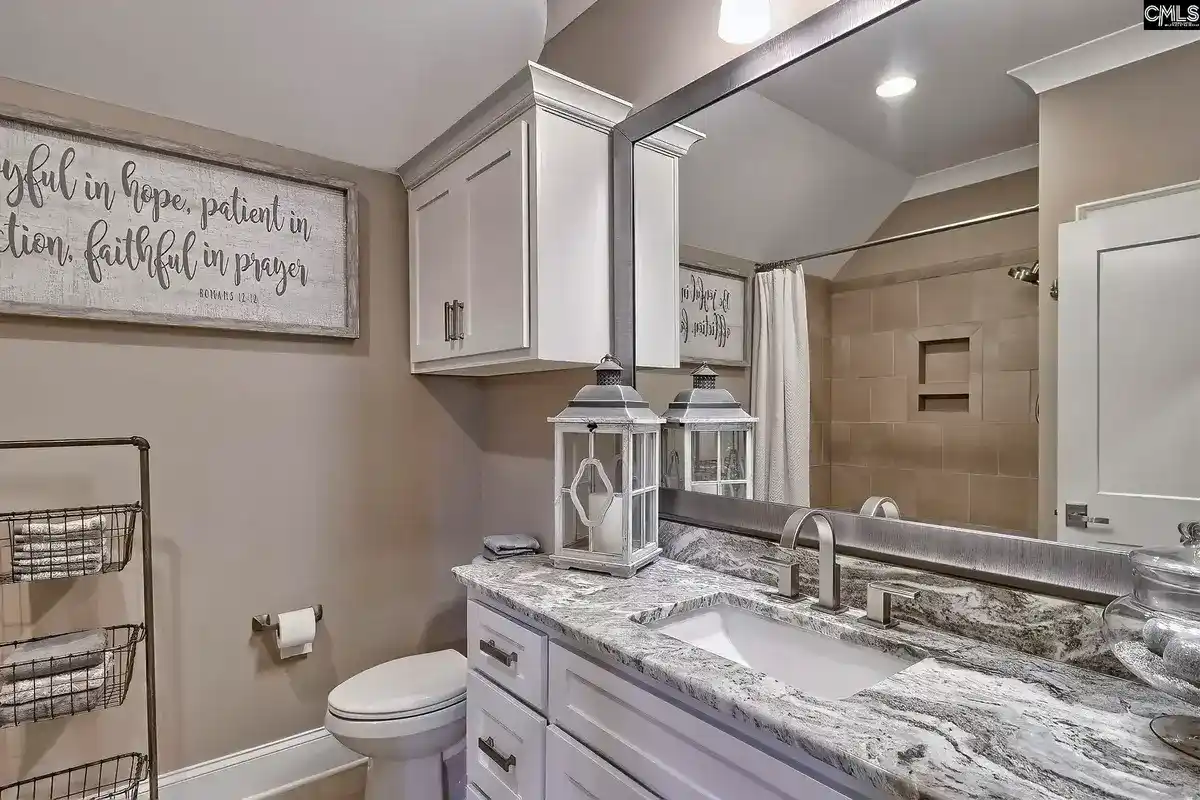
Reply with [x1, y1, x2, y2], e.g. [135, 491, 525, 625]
[751, 267, 810, 505]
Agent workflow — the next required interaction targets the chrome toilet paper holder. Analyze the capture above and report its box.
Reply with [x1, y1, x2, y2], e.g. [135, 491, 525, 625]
[252, 604, 324, 633]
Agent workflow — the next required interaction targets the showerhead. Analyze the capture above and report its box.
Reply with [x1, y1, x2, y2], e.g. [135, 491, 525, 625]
[1008, 261, 1040, 285]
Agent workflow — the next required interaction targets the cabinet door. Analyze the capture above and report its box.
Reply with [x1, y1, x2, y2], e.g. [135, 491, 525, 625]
[547, 726, 659, 800]
[460, 118, 531, 357]
[410, 172, 466, 362]
[634, 143, 681, 369]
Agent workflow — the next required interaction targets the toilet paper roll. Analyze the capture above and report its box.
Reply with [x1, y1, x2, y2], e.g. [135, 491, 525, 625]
[276, 608, 317, 659]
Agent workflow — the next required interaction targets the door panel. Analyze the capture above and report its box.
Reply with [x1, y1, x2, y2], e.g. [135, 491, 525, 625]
[1058, 185, 1200, 547]
[462, 119, 531, 357]
[411, 177, 466, 362]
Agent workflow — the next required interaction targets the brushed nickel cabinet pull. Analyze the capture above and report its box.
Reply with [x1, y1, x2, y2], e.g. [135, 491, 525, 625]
[478, 736, 516, 772]
[454, 300, 466, 340]
[444, 301, 452, 342]
[479, 638, 517, 667]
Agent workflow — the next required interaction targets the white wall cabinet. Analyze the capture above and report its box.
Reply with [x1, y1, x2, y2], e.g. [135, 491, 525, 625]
[464, 596, 876, 800]
[401, 63, 702, 375]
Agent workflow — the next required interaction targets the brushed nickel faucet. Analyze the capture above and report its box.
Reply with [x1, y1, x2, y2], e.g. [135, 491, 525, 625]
[863, 582, 920, 629]
[780, 509, 844, 615]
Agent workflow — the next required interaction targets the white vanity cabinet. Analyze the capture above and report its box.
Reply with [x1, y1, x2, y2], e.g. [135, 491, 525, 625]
[401, 63, 703, 375]
[464, 596, 867, 800]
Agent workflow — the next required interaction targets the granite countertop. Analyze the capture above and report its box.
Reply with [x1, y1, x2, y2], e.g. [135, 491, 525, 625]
[453, 556, 1200, 800]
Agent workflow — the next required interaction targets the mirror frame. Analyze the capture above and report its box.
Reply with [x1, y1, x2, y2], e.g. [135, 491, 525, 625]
[608, 0, 1130, 602]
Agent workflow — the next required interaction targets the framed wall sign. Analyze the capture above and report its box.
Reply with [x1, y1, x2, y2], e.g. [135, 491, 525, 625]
[678, 263, 750, 367]
[0, 104, 358, 337]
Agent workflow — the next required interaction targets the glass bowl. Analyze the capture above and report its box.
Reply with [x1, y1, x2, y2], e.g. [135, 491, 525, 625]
[1104, 538, 1200, 759]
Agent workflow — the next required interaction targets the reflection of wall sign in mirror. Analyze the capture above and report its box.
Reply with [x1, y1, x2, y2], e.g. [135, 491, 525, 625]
[0, 109, 358, 337]
[678, 264, 749, 366]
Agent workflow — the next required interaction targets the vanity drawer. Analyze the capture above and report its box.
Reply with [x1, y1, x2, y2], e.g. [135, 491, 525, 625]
[549, 644, 855, 800]
[467, 671, 546, 800]
[469, 600, 548, 712]
[547, 725, 659, 800]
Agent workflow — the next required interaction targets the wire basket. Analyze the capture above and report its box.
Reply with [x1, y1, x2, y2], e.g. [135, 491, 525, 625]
[0, 625, 145, 729]
[0, 752, 147, 800]
[0, 504, 140, 586]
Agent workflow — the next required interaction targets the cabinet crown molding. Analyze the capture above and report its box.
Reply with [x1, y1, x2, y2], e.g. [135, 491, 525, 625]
[638, 123, 706, 158]
[399, 62, 633, 189]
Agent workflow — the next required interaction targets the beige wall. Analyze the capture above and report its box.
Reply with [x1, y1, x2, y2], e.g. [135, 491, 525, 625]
[828, 266, 1038, 533]
[1038, 43, 1200, 536]
[0, 78, 484, 780]
[836, 170, 1039, 283]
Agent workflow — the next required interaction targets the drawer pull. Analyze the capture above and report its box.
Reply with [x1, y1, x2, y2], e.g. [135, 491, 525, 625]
[478, 736, 516, 772]
[480, 638, 517, 667]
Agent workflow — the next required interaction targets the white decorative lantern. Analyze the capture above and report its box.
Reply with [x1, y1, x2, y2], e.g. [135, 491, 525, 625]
[549, 356, 664, 578]
[661, 364, 757, 498]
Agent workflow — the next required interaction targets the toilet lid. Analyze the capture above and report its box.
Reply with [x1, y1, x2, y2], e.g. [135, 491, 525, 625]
[328, 650, 467, 720]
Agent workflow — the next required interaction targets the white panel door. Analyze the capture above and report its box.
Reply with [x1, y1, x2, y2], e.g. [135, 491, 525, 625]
[1058, 184, 1200, 547]
[462, 118, 531, 357]
[410, 172, 466, 362]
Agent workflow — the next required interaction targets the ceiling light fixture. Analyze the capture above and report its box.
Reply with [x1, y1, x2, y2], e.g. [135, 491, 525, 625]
[718, 0, 771, 44]
[876, 75, 917, 98]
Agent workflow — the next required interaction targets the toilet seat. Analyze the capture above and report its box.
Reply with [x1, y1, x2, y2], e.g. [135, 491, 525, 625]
[327, 650, 467, 722]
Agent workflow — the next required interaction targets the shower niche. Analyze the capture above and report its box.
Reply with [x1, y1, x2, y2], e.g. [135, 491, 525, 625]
[904, 323, 983, 422]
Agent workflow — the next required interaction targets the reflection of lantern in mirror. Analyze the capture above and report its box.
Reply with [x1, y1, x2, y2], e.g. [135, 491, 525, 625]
[549, 356, 664, 578]
[661, 364, 757, 499]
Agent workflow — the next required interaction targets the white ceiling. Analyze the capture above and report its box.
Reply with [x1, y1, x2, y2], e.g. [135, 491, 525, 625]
[755, 0, 1139, 175]
[679, 91, 913, 277]
[0, 0, 548, 171]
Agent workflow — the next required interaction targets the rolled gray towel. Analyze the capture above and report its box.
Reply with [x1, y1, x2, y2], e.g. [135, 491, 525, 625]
[13, 537, 103, 555]
[0, 629, 106, 682]
[12, 514, 105, 541]
[14, 564, 104, 581]
[12, 552, 103, 568]
[0, 687, 103, 726]
[483, 534, 541, 553]
[0, 653, 110, 706]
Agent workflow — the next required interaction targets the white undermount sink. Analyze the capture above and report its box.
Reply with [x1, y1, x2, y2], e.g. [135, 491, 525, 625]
[645, 603, 917, 700]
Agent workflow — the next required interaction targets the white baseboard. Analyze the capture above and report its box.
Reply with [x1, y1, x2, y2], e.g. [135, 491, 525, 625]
[148, 728, 366, 800]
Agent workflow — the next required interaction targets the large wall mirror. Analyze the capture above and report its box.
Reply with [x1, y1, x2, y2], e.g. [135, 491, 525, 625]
[627, 0, 1200, 556]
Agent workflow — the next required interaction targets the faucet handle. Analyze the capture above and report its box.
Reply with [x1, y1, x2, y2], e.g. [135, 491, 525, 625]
[756, 554, 801, 599]
[864, 582, 920, 629]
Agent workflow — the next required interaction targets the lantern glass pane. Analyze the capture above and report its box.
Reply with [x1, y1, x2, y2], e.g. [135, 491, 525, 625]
[721, 483, 748, 499]
[631, 492, 644, 551]
[561, 431, 591, 491]
[691, 431, 719, 483]
[562, 430, 624, 556]
[720, 430, 749, 481]
[662, 427, 684, 489]
[645, 488, 658, 546]
[560, 486, 590, 551]
[637, 433, 655, 490]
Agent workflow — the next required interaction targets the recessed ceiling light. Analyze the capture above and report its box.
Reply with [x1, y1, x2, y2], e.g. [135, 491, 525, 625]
[876, 76, 917, 98]
[718, 0, 771, 44]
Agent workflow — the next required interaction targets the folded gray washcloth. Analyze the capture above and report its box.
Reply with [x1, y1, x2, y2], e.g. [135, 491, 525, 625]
[0, 687, 103, 726]
[12, 552, 103, 568]
[12, 514, 105, 541]
[13, 538, 103, 554]
[0, 629, 107, 682]
[482, 548, 538, 561]
[483, 534, 541, 553]
[14, 564, 103, 581]
[0, 653, 110, 706]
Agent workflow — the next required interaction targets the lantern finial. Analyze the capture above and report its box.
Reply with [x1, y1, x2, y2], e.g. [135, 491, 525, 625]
[691, 363, 718, 390]
[595, 355, 624, 386]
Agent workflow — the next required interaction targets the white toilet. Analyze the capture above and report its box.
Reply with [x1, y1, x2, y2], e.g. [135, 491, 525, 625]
[325, 650, 468, 800]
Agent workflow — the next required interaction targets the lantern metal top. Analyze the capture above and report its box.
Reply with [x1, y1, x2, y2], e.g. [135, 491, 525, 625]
[549, 356, 664, 425]
[664, 364, 758, 425]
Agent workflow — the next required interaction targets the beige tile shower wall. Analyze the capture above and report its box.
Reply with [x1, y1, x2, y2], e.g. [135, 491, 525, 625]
[0, 77, 485, 782]
[828, 267, 1039, 534]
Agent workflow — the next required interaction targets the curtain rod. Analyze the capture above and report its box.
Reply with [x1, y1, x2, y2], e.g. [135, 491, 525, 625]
[754, 204, 1039, 273]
